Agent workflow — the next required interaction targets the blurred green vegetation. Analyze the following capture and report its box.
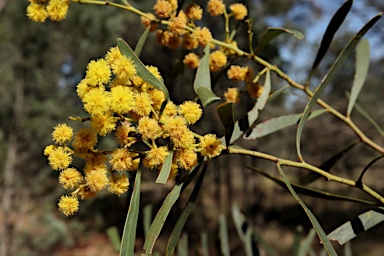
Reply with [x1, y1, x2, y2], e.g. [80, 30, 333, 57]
[1, 0, 384, 255]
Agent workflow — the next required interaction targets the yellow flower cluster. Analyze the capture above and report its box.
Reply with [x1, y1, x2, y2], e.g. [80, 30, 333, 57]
[27, 0, 69, 22]
[44, 46, 225, 216]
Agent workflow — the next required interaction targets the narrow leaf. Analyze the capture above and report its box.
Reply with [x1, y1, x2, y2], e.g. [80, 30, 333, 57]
[254, 27, 304, 53]
[177, 233, 188, 256]
[347, 39, 370, 116]
[117, 38, 169, 103]
[156, 149, 174, 184]
[107, 226, 121, 252]
[230, 70, 271, 144]
[247, 166, 376, 205]
[143, 204, 153, 238]
[245, 109, 325, 140]
[219, 214, 230, 256]
[296, 13, 382, 160]
[217, 102, 235, 147]
[166, 164, 207, 256]
[143, 161, 202, 255]
[231, 205, 258, 256]
[276, 164, 338, 256]
[201, 232, 209, 256]
[135, 26, 151, 57]
[120, 169, 141, 256]
[327, 207, 384, 245]
[298, 229, 316, 256]
[267, 85, 289, 102]
[299, 141, 358, 185]
[354, 101, 384, 136]
[194, 44, 220, 107]
[308, 0, 353, 80]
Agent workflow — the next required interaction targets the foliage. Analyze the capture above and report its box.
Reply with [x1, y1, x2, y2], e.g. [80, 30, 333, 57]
[3, 0, 384, 255]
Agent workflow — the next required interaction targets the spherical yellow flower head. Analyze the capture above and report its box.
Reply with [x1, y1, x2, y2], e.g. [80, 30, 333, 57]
[168, 164, 179, 180]
[85, 59, 111, 87]
[58, 195, 79, 217]
[48, 146, 72, 170]
[110, 85, 135, 114]
[153, 0, 173, 18]
[82, 88, 111, 117]
[52, 123, 73, 145]
[183, 53, 200, 69]
[46, 0, 69, 21]
[207, 0, 225, 17]
[27, 3, 48, 22]
[183, 33, 199, 50]
[186, 4, 203, 21]
[105, 46, 122, 66]
[59, 167, 83, 190]
[137, 117, 162, 141]
[227, 65, 248, 81]
[169, 0, 178, 11]
[91, 115, 117, 136]
[141, 13, 157, 32]
[172, 129, 195, 148]
[144, 146, 169, 169]
[110, 56, 137, 83]
[178, 101, 202, 125]
[209, 50, 227, 72]
[83, 154, 108, 172]
[76, 79, 95, 99]
[174, 149, 198, 171]
[156, 30, 181, 49]
[115, 124, 135, 146]
[162, 115, 187, 139]
[162, 101, 178, 117]
[168, 11, 187, 36]
[224, 87, 240, 103]
[193, 27, 212, 47]
[85, 168, 109, 192]
[78, 186, 97, 200]
[229, 3, 248, 21]
[72, 128, 98, 152]
[198, 134, 225, 158]
[108, 174, 130, 196]
[44, 145, 55, 156]
[246, 82, 263, 98]
[110, 148, 139, 171]
[133, 92, 153, 117]
[149, 89, 166, 111]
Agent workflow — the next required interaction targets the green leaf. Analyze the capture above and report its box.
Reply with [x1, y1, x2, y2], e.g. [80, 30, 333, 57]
[194, 44, 220, 107]
[143, 161, 202, 255]
[276, 164, 338, 256]
[177, 233, 188, 256]
[307, 0, 353, 81]
[296, 13, 382, 160]
[155, 149, 174, 184]
[299, 142, 358, 185]
[254, 27, 304, 53]
[219, 214, 230, 256]
[230, 70, 271, 144]
[107, 226, 121, 252]
[231, 205, 258, 256]
[217, 102, 235, 147]
[143, 204, 153, 238]
[247, 166, 376, 205]
[166, 164, 207, 256]
[327, 207, 384, 245]
[347, 39, 370, 117]
[201, 232, 209, 256]
[353, 101, 384, 136]
[267, 85, 289, 102]
[120, 170, 141, 256]
[298, 229, 316, 256]
[135, 26, 151, 57]
[245, 109, 326, 140]
[117, 38, 169, 104]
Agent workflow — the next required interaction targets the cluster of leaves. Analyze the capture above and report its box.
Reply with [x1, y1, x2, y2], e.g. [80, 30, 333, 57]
[27, 0, 384, 255]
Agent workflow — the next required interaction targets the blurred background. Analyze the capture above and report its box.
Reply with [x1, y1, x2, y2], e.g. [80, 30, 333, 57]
[1, 0, 384, 255]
